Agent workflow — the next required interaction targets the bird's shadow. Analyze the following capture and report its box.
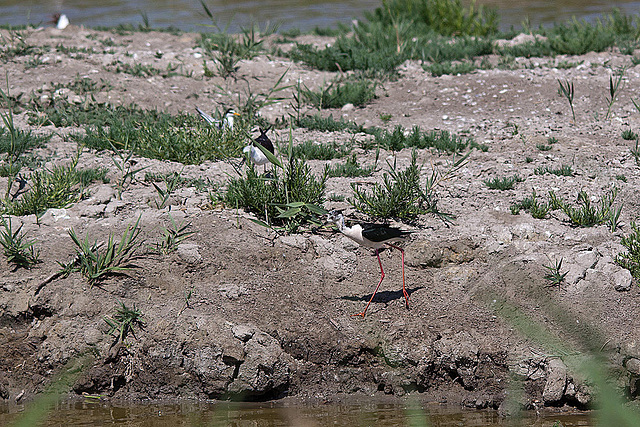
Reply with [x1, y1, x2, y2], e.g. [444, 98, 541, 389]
[340, 286, 423, 304]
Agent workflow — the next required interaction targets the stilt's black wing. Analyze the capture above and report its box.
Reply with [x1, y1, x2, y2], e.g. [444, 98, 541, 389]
[361, 223, 411, 243]
[255, 128, 275, 154]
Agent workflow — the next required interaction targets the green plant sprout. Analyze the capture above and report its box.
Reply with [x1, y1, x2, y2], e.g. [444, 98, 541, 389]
[557, 79, 576, 122]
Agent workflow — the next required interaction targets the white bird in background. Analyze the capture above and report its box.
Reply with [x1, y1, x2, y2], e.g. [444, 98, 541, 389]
[195, 106, 240, 132]
[51, 13, 69, 30]
[325, 210, 413, 318]
[243, 128, 275, 168]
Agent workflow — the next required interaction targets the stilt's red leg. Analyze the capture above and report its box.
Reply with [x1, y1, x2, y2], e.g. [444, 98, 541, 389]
[387, 243, 409, 309]
[352, 249, 384, 318]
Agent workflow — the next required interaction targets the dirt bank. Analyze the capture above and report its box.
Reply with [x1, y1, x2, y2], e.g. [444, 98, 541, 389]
[1, 24, 640, 413]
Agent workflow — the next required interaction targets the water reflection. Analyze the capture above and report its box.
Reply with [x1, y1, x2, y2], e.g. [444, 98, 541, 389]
[0, 399, 593, 426]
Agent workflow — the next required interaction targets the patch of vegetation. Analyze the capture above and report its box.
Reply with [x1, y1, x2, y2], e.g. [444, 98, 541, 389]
[616, 221, 640, 280]
[325, 153, 376, 178]
[424, 60, 477, 77]
[291, 140, 349, 160]
[302, 79, 377, 109]
[366, 125, 487, 154]
[551, 189, 621, 229]
[153, 214, 195, 254]
[1, 157, 107, 217]
[543, 257, 568, 288]
[510, 190, 550, 219]
[104, 301, 146, 343]
[0, 216, 40, 269]
[58, 216, 142, 286]
[621, 129, 637, 140]
[198, 6, 276, 78]
[225, 155, 327, 233]
[106, 60, 190, 78]
[536, 143, 552, 151]
[58, 103, 246, 164]
[349, 150, 465, 223]
[144, 172, 213, 192]
[296, 114, 365, 133]
[534, 164, 574, 177]
[484, 175, 523, 190]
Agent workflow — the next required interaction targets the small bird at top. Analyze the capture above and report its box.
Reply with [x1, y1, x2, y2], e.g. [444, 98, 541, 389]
[195, 106, 239, 132]
[325, 210, 413, 318]
[243, 127, 275, 168]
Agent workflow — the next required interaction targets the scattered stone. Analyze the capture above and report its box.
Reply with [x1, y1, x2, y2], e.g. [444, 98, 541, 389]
[176, 243, 202, 264]
[232, 324, 255, 342]
[543, 359, 567, 404]
[626, 358, 640, 375]
[218, 284, 248, 300]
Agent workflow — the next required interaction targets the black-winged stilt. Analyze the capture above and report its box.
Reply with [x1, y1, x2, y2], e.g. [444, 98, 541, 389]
[243, 128, 275, 167]
[195, 106, 239, 132]
[326, 210, 412, 317]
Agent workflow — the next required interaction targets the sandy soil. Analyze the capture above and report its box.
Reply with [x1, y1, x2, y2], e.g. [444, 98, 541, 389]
[1, 24, 640, 413]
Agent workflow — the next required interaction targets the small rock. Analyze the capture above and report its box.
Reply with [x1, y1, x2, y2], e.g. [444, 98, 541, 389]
[219, 283, 247, 300]
[626, 358, 640, 375]
[543, 358, 567, 404]
[613, 269, 632, 292]
[232, 325, 255, 342]
[177, 243, 202, 264]
[341, 103, 354, 111]
[88, 185, 115, 205]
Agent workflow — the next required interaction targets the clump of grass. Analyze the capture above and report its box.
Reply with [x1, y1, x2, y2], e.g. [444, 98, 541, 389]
[621, 129, 637, 140]
[69, 104, 245, 164]
[291, 140, 349, 160]
[631, 139, 640, 165]
[296, 114, 365, 133]
[424, 60, 477, 77]
[366, 125, 487, 153]
[616, 221, 640, 279]
[557, 79, 576, 122]
[534, 164, 574, 177]
[536, 143, 552, 151]
[104, 301, 145, 343]
[547, 136, 559, 144]
[552, 188, 621, 229]
[58, 216, 143, 286]
[484, 175, 523, 190]
[543, 257, 568, 288]
[605, 67, 626, 120]
[0, 216, 40, 269]
[349, 150, 463, 223]
[325, 153, 376, 178]
[510, 190, 550, 219]
[302, 79, 377, 109]
[225, 156, 327, 233]
[153, 214, 195, 254]
[1, 157, 106, 217]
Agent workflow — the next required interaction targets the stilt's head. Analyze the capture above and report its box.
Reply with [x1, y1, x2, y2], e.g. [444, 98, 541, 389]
[326, 210, 345, 226]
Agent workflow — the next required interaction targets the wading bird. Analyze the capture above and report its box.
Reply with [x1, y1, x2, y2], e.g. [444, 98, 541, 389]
[325, 210, 412, 318]
[243, 127, 275, 168]
[195, 106, 239, 132]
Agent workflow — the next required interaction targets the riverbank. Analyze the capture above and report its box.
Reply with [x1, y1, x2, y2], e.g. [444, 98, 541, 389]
[1, 23, 640, 419]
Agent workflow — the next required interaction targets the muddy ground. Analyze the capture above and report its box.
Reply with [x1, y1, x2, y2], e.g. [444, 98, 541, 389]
[1, 24, 640, 415]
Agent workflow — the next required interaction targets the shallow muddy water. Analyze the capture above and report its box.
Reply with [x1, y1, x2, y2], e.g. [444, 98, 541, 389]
[1, 0, 640, 33]
[0, 400, 593, 426]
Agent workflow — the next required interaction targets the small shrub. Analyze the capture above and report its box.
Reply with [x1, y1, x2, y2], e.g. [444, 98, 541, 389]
[0, 217, 40, 269]
[302, 79, 377, 109]
[325, 154, 376, 177]
[59, 216, 143, 286]
[104, 301, 145, 343]
[616, 221, 640, 279]
[484, 175, 523, 190]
